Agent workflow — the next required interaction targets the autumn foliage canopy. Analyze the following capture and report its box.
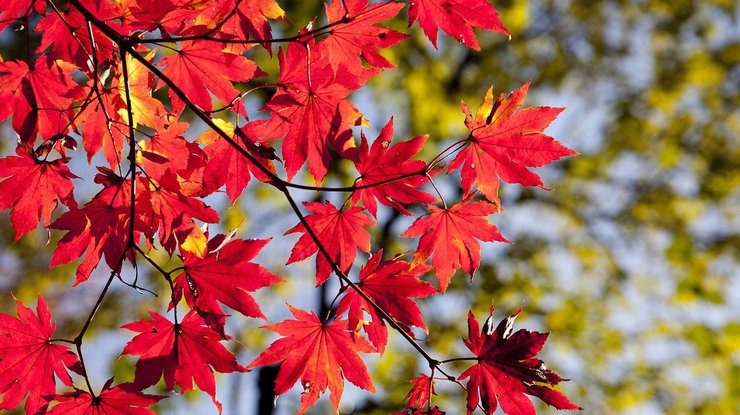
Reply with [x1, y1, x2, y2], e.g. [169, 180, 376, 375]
[0, 0, 581, 414]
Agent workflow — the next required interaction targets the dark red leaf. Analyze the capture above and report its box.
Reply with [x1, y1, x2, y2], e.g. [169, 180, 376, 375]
[460, 307, 581, 415]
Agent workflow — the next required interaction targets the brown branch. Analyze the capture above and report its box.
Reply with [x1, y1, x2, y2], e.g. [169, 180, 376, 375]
[65, 11, 145, 398]
[133, 245, 179, 324]
[72, 256, 123, 397]
[119, 50, 138, 244]
[86, 21, 126, 173]
[127, 15, 349, 45]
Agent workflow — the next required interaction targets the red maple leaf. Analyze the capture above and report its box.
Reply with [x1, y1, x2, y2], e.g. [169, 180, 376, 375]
[75, 82, 127, 168]
[259, 40, 376, 182]
[286, 201, 375, 285]
[247, 305, 375, 414]
[336, 250, 436, 353]
[118, 50, 166, 129]
[159, 40, 264, 112]
[48, 168, 140, 284]
[401, 196, 508, 291]
[0, 1, 43, 32]
[136, 171, 220, 255]
[352, 118, 437, 217]
[35, 4, 119, 68]
[149, 0, 233, 37]
[121, 311, 243, 412]
[319, 0, 408, 74]
[138, 119, 205, 183]
[173, 235, 282, 333]
[0, 146, 77, 240]
[403, 373, 437, 409]
[0, 56, 82, 141]
[407, 0, 509, 50]
[171, 0, 286, 54]
[199, 119, 277, 203]
[50, 199, 131, 284]
[448, 82, 577, 204]
[460, 307, 581, 415]
[47, 380, 163, 415]
[222, 0, 286, 47]
[0, 295, 81, 415]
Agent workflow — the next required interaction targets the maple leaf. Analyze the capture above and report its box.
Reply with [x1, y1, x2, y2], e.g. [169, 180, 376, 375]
[336, 250, 436, 353]
[319, 0, 409, 74]
[35, 4, 119, 68]
[352, 118, 437, 217]
[0, 56, 82, 141]
[122, 311, 243, 412]
[404, 373, 437, 409]
[259, 40, 375, 182]
[247, 305, 375, 415]
[137, 119, 204, 182]
[232, 0, 286, 45]
[407, 0, 509, 50]
[0, 146, 77, 240]
[117, 0, 176, 32]
[35, 10, 92, 67]
[401, 196, 507, 291]
[0, 0, 43, 32]
[76, 83, 127, 168]
[47, 380, 163, 415]
[0, 296, 81, 415]
[180, 0, 286, 54]
[136, 171, 220, 255]
[118, 49, 166, 128]
[159, 40, 264, 112]
[152, 0, 233, 36]
[460, 307, 581, 415]
[198, 119, 277, 203]
[48, 167, 147, 284]
[173, 235, 282, 333]
[50, 200, 131, 284]
[286, 201, 375, 285]
[448, 83, 577, 204]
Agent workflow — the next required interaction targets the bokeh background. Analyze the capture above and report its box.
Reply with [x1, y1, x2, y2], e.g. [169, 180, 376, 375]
[1, 1, 739, 414]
